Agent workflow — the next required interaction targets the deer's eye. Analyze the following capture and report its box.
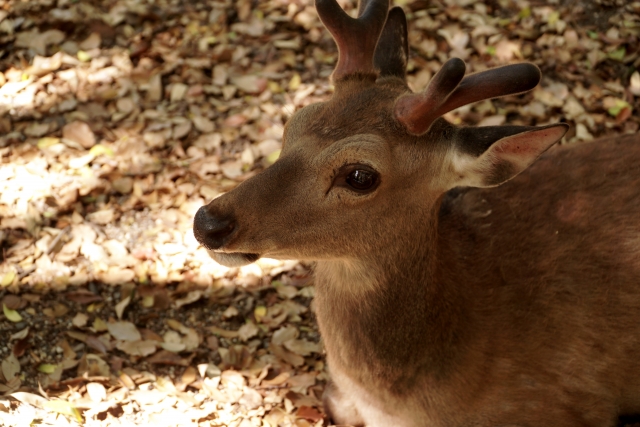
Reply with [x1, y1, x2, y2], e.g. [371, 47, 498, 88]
[346, 169, 376, 190]
[332, 164, 380, 194]
[333, 164, 380, 194]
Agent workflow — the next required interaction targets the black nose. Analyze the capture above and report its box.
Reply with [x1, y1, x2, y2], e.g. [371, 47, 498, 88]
[193, 207, 236, 250]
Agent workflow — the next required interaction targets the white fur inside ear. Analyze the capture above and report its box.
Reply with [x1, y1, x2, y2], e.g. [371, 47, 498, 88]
[451, 151, 490, 188]
[450, 124, 567, 188]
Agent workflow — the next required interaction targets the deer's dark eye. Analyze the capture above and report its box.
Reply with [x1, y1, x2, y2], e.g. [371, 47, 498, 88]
[345, 168, 379, 193]
[346, 170, 376, 190]
[333, 164, 380, 194]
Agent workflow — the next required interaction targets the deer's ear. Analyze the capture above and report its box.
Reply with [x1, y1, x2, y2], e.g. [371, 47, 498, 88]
[374, 7, 408, 79]
[450, 124, 568, 188]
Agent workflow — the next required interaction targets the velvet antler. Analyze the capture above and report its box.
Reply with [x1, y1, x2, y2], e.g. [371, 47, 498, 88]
[395, 60, 542, 135]
[315, 0, 390, 81]
[374, 6, 408, 79]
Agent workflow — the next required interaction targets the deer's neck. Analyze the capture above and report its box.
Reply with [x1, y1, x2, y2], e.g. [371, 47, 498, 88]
[314, 209, 468, 389]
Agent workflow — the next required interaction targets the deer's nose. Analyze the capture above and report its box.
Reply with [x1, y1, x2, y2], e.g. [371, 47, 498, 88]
[193, 207, 236, 250]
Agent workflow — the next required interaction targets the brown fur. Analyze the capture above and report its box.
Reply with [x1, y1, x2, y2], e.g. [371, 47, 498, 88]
[316, 131, 640, 427]
[191, 0, 640, 421]
[193, 68, 640, 425]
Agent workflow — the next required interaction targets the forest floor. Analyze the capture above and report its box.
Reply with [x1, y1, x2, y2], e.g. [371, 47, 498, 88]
[0, 0, 638, 426]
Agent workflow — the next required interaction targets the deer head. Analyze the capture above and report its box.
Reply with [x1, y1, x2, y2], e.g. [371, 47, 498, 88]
[193, 0, 568, 268]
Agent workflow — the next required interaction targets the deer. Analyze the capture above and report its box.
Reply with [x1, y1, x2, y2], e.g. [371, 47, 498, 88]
[193, 0, 640, 425]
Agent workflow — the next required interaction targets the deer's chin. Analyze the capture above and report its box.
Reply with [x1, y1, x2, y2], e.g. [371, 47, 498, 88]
[207, 250, 260, 267]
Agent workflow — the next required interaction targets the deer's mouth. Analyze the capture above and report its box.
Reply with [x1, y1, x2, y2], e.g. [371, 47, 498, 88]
[206, 249, 260, 268]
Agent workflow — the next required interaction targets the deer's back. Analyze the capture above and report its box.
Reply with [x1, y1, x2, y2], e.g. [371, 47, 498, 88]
[442, 132, 640, 272]
[443, 132, 640, 281]
[438, 133, 640, 422]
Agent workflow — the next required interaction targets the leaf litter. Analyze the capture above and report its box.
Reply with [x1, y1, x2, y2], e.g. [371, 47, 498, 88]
[0, 0, 638, 426]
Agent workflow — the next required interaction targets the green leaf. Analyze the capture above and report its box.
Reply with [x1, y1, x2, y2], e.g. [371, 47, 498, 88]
[37, 137, 61, 149]
[265, 149, 281, 165]
[587, 30, 598, 39]
[43, 399, 83, 422]
[608, 47, 626, 61]
[1, 271, 16, 287]
[77, 50, 91, 62]
[3, 304, 22, 322]
[93, 317, 109, 332]
[607, 99, 631, 117]
[38, 364, 57, 374]
[518, 6, 531, 19]
[486, 46, 496, 56]
[141, 295, 154, 308]
[288, 73, 301, 91]
[89, 144, 114, 157]
[254, 305, 267, 322]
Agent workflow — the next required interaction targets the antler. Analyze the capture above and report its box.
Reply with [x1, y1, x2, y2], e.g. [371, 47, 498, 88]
[315, 0, 390, 81]
[395, 60, 542, 135]
[374, 6, 408, 79]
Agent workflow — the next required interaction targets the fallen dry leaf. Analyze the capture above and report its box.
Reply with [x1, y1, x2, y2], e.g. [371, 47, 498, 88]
[146, 350, 190, 366]
[272, 325, 299, 345]
[10, 327, 29, 341]
[269, 343, 304, 367]
[10, 392, 47, 408]
[62, 121, 96, 149]
[116, 339, 158, 357]
[65, 289, 103, 304]
[284, 339, 322, 357]
[78, 354, 110, 377]
[43, 399, 82, 423]
[72, 312, 89, 328]
[297, 405, 324, 422]
[208, 325, 239, 339]
[86, 382, 107, 402]
[115, 295, 131, 320]
[180, 366, 198, 386]
[174, 290, 202, 308]
[2, 354, 21, 380]
[238, 321, 259, 342]
[107, 321, 141, 341]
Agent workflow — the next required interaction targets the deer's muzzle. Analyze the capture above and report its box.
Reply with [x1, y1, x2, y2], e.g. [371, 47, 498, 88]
[193, 206, 236, 250]
[193, 206, 260, 267]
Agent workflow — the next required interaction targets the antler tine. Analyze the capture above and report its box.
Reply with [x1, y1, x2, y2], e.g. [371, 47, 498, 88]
[374, 6, 409, 79]
[395, 58, 466, 135]
[395, 61, 542, 136]
[432, 63, 541, 119]
[315, 0, 390, 81]
[356, 0, 380, 16]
